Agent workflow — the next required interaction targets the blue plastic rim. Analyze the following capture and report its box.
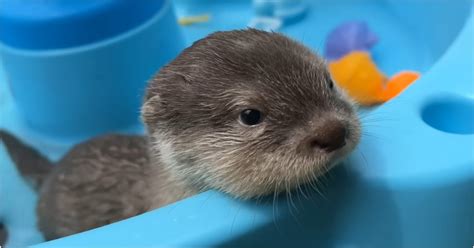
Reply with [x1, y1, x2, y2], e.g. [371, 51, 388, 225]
[0, 0, 165, 49]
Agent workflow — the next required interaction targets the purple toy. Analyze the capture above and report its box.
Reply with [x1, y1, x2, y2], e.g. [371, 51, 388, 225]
[324, 21, 378, 61]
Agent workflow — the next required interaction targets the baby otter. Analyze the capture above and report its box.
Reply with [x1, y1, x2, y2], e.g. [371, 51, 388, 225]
[0, 29, 361, 240]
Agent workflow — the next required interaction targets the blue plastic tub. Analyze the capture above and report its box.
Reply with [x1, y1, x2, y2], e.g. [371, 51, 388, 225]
[0, 0, 472, 247]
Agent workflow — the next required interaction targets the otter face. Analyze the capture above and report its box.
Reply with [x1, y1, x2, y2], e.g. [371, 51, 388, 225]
[142, 29, 361, 199]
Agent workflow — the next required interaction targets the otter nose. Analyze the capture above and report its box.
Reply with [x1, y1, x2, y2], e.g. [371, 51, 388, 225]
[309, 119, 347, 152]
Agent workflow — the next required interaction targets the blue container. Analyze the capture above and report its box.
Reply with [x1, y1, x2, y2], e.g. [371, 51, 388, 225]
[0, 0, 185, 139]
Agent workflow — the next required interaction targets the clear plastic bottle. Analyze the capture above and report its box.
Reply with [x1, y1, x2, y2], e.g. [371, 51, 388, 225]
[249, 0, 307, 31]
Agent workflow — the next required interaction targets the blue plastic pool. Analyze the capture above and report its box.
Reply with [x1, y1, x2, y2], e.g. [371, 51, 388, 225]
[0, 0, 473, 247]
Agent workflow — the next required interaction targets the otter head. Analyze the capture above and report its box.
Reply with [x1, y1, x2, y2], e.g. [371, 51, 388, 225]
[142, 29, 361, 199]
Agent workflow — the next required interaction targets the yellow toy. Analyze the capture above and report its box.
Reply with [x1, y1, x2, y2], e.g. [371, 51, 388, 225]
[329, 51, 419, 106]
[178, 14, 211, 26]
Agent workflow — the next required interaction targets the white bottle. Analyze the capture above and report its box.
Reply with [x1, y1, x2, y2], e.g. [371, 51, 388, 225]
[249, 0, 307, 31]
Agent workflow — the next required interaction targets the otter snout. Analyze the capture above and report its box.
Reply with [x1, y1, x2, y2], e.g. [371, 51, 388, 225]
[307, 119, 348, 152]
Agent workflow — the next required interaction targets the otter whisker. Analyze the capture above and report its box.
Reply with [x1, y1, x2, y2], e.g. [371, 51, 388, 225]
[272, 183, 282, 234]
[310, 171, 329, 201]
[229, 203, 243, 235]
[357, 147, 369, 168]
[286, 180, 298, 216]
[361, 131, 387, 142]
[295, 174, 308, 202]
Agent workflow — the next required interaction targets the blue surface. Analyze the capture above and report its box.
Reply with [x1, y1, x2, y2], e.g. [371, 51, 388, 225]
[0, 0, 165, 49]
[0, 0, 473, 247]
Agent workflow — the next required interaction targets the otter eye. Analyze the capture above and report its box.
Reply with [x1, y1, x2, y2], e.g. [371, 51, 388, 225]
[239, 109, 263, 126]
[329, 80, 334, 90]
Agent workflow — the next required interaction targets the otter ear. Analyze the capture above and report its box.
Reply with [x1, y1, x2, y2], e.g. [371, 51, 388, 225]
[141, 73, 189, 125]
[141, 94, 162, 125]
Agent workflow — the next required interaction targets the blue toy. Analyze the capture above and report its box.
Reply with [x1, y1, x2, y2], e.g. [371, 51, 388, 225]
[0, 0, 473, 248]
[324, 21, 378, 61]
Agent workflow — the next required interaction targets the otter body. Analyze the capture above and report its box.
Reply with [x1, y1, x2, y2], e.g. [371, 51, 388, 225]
[37, 135, 151, 240]
[1, 29, 361, 240]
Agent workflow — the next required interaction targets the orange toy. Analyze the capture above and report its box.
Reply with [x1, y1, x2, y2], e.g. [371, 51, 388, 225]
[328, 51, 419, 106]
